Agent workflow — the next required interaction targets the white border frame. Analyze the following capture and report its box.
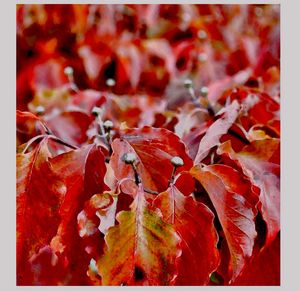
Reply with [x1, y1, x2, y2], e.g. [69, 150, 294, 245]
[1, 1, 299, 290]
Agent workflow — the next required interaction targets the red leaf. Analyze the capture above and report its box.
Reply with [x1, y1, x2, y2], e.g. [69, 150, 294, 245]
[218, 139, 280, 246]
[46, 111, 92, 146]
[17, 137, 66, 285]
[110, 126, 193, 193]
[98, 184, 181, 285]
[174, 171, 195, 196]
[194, 100, 240, 164]
[17, 58, 69, 108]
[77, 193, 115, 263]
[49, 144, 108, 285]
[17, 110, 39, 124]
[17, 110, 43, 145]
[232, 234, 280, 285]
[182, 121, 210, 160]
[153, 184, 220, 285]
[114, 42, 142, 90]
[104, 94, 164, 128]
[143, 39, 176, 78]
[190, 164, 258, 281]
[78, 41, 113, 86]
[71, 90, 106, 113]
[28, 246, 68, 285]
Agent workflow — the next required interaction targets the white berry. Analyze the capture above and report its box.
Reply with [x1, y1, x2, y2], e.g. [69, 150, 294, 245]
[171, 156, 184, 167]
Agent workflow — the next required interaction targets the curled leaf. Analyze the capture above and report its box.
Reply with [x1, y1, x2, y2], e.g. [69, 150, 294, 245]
[194, 100, 240, 164]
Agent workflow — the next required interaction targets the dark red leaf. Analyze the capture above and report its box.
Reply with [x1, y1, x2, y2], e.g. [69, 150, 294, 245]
[28, 246, 68, 285]
[153, 184, 219, 285]
[49, 144, 108, 285]
[190, 164, 258, 281]
[232, 234, 280, 285]
[17, 137, 66, 285]
[218, 139, 280, 246]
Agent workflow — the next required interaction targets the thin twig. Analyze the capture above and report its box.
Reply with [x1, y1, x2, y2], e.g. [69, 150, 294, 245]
[96, 115, 112, 155]
[48, 135, 78, 150]
[131, 163, 141, 185]
[144, 188, 159, 195]
[228, 128, 250, 145]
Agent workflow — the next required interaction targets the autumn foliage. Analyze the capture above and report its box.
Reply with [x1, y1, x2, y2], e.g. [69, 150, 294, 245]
[16, 4, 280, 286]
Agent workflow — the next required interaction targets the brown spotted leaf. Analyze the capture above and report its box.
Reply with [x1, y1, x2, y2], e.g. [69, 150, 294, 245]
[98, 184, 181, 286]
